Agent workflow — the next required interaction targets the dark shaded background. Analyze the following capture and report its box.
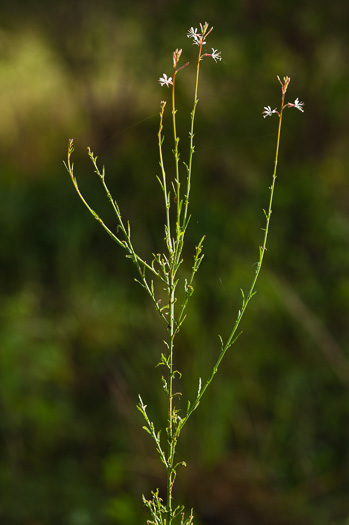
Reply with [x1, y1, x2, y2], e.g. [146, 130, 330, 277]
[1, 0, 349, 523]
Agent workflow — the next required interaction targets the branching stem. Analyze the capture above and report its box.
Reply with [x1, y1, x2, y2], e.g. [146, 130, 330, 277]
[65, 24, 302, 522]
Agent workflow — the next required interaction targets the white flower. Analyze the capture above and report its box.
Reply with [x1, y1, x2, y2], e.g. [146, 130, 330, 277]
[287, 97, 304, 112]
[262, 106, 278, 118]
[187, 27, 198, 39]
[187, 26, 204, 46]
[211, 48, 222, 62]
[158, 73, 173, 87]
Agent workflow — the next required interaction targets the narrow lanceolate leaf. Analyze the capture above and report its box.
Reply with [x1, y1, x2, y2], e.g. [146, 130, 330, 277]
[142, 426, 152, 435]
[240, 288, 245, 306]
[156, 175, 164, 190]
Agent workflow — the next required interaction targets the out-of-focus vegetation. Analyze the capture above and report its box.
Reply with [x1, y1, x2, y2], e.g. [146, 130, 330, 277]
[0, 1, 349, 524]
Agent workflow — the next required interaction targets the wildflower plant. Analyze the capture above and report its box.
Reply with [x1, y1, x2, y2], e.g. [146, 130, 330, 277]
[65, 22, 303, 525]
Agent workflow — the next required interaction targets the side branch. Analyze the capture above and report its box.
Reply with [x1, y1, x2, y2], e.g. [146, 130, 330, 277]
[64, 139, 169, 324]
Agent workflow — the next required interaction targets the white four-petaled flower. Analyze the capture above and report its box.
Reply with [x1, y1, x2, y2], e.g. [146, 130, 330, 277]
[211, 48, 222, 62]
[287, 98, 304, 112]
[187, 26, 204, 45]
[158, 73, 173, 87]
[187, 27, 198, 40]
[262, 106, 278, 118]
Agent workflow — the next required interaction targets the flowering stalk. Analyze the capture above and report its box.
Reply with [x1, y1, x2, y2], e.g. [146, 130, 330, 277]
[172, 48, 183, 242]
[156, 24, 221, 523]
[173, 76, 304, 436]
[180, 24, 207, 247]
[66, 24, 302, 524]
[224, 77, 301, 358]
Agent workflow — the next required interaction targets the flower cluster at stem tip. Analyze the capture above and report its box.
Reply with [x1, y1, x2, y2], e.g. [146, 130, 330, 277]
[158, 22, 222, 87]
[262, 75, 304, 117]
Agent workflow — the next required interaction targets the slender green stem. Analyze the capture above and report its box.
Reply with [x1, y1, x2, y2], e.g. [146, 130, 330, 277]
[163, 33, 209, 522]
[171, 71, 181, 238]
[176, 86, 288, 435]
[181, 44, 202, 234]
[224, 88, 286, 348]
[158, 101, 173, 254]
[65, 140, 170, 328]
[166, 269, 177, 524]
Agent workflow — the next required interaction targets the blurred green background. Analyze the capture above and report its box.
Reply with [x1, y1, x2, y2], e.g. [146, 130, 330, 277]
[1, 0, 349, 524]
